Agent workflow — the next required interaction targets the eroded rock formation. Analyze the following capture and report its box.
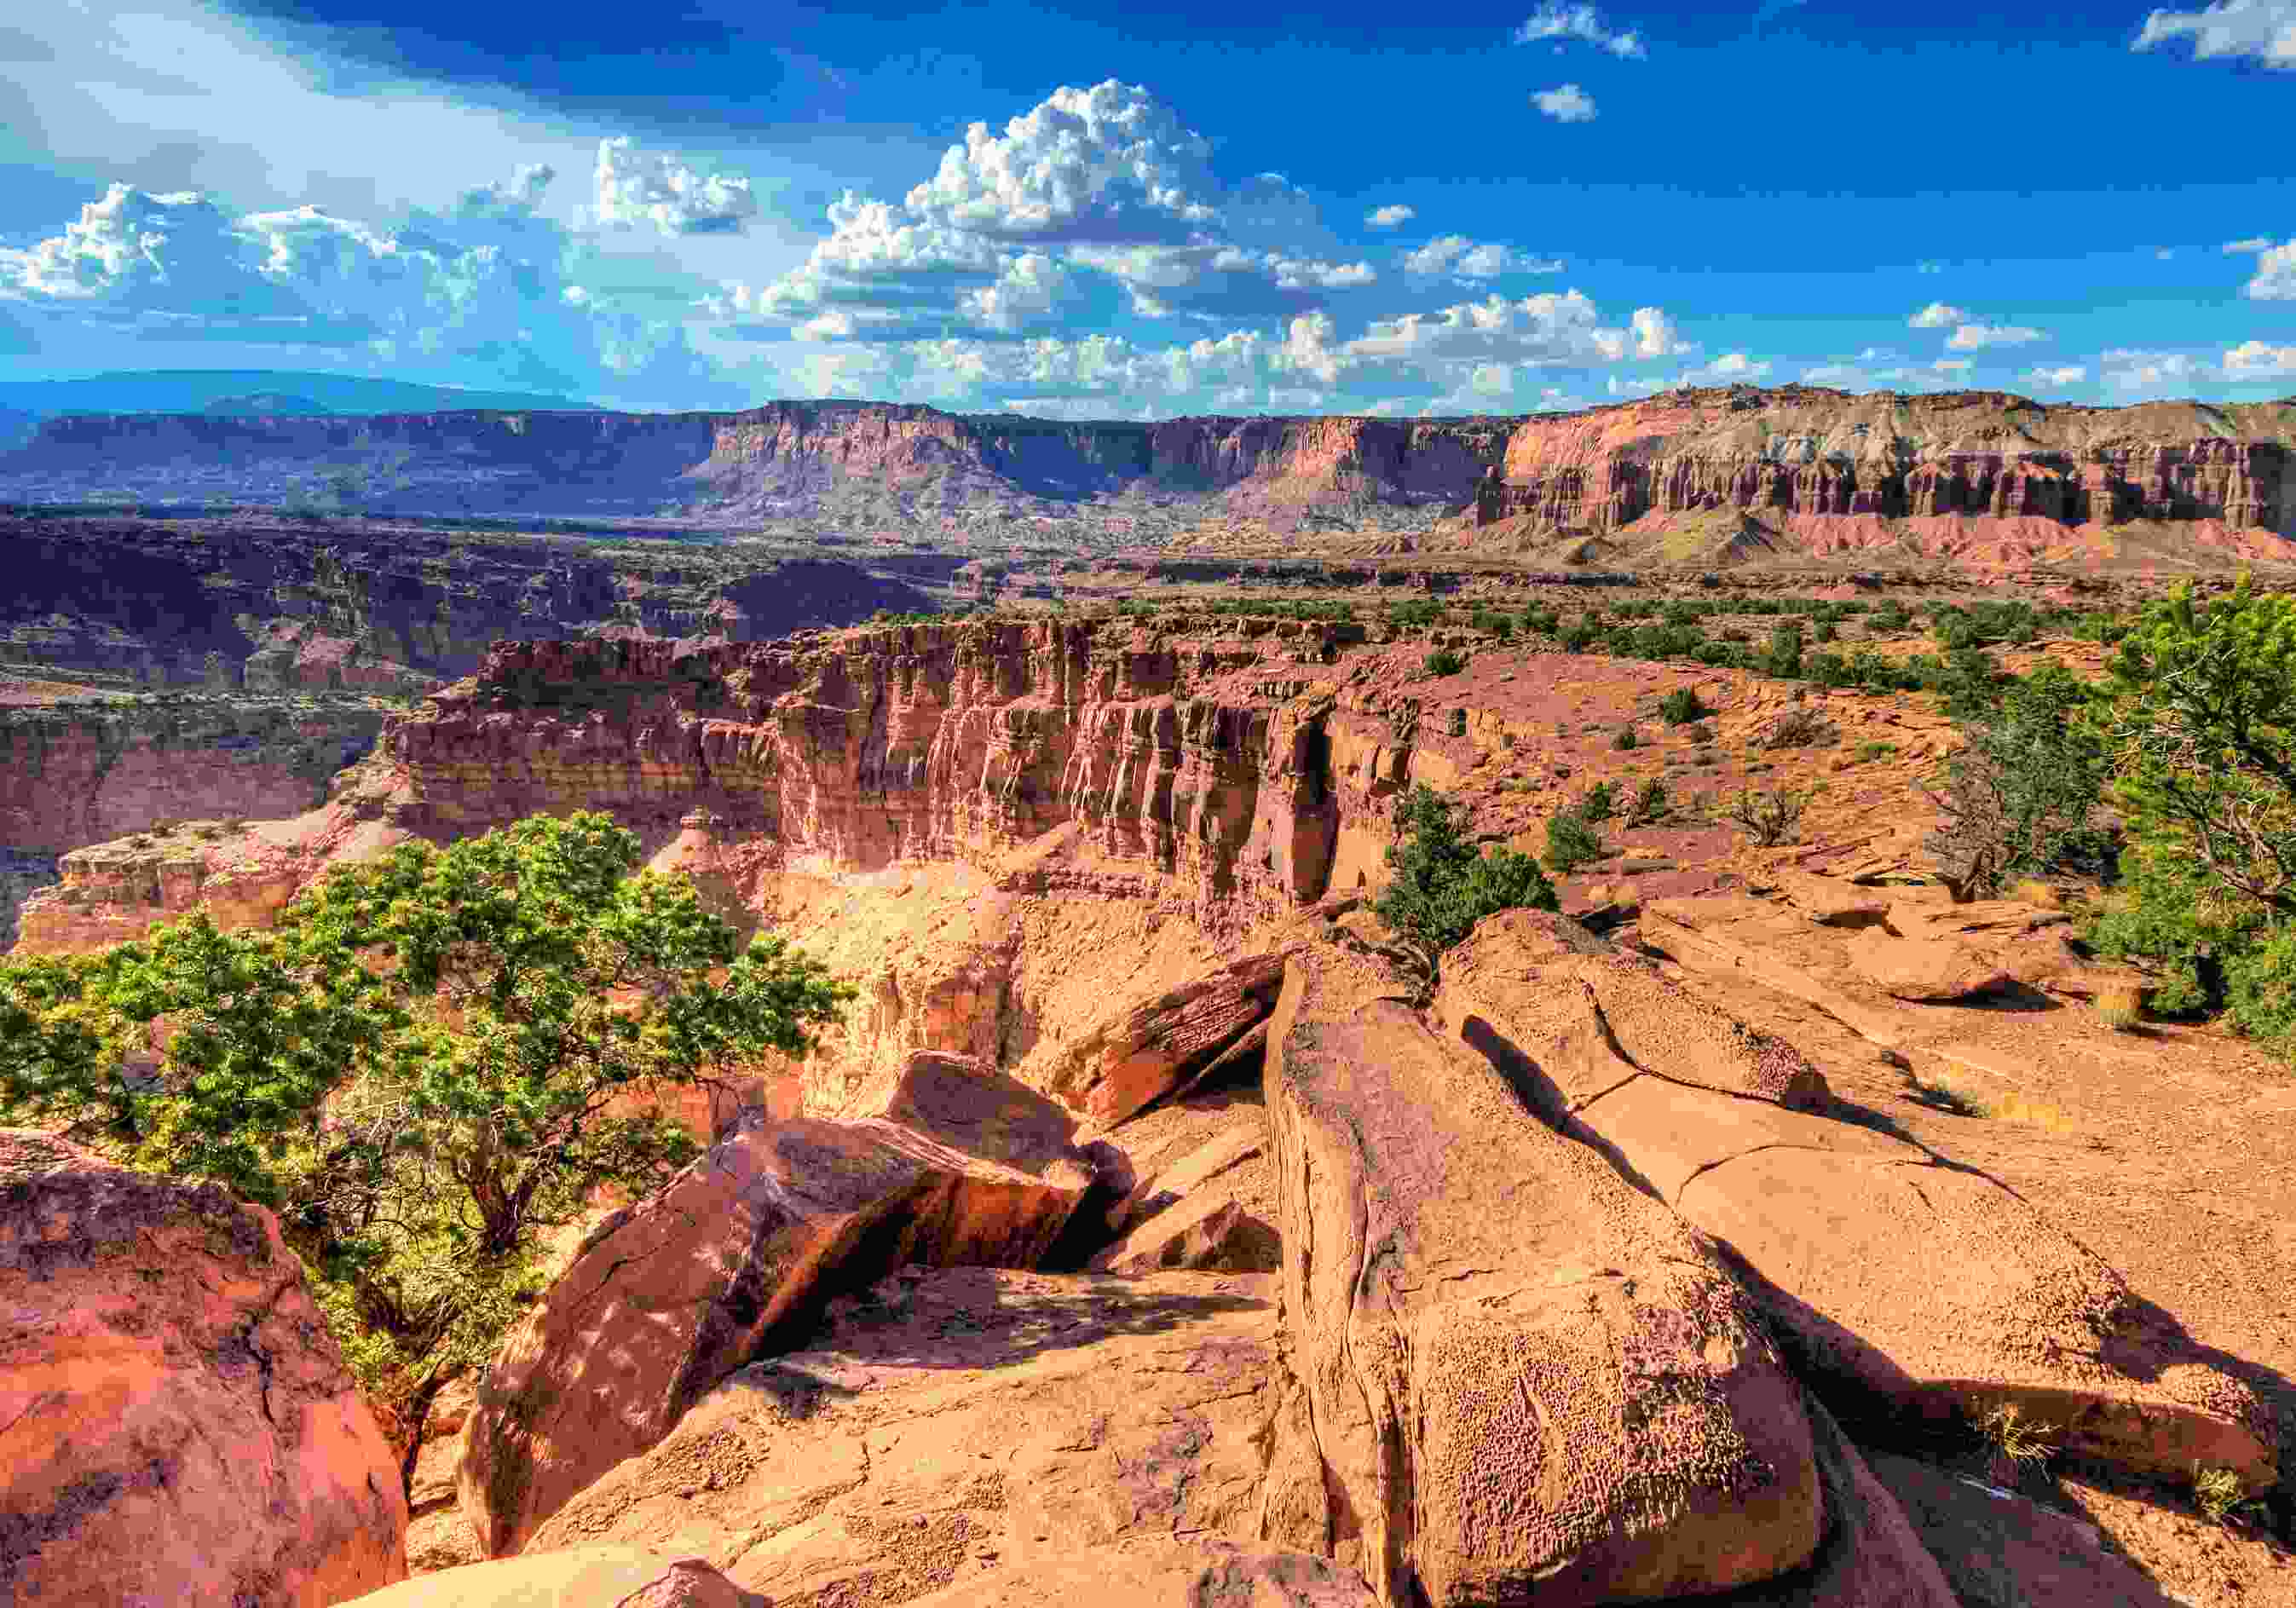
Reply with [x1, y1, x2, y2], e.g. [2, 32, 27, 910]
[0, 1129, 408, 1605]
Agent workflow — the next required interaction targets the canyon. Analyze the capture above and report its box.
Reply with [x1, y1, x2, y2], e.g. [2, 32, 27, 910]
[5, 612, 2296, 1608]
[3, 387, 2293, 572]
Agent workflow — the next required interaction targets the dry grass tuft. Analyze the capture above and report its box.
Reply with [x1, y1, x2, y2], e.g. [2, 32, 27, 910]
[1979, 1403, 2060, 1467]
[2010, 879, 2062, 909]
[1984, 1092, 2076, 1130]
[2093, 977, 2146, 1032]
[2192, 1465, 2253, 1524]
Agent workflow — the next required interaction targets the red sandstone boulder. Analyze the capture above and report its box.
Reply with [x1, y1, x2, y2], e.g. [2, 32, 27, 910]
[0, 1128, 408, 1605]
[1866, 1455, 2180, 1607]
[1266, 925, 1825, 1606]
[457, 1105, 1089, 1559]
[342, 1547, 745, 1606]
[1090, 1123, 1278, 1273]
[1045, 950, 1289, 1124]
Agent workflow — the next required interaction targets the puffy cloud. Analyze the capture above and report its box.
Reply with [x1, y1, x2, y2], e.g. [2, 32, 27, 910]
[959, 252, 1079, 333]
[1532, 84, 1599, 121]
[2134, 1, 2296, 67]
[1627, 306, 1689, 357]
[1907, 301, 1967, 328]
[591, 137, 759, 235]
[1947, 322, 2046, 349]
[2022, 364, 2089, 386]
[2241, 239, 2296, 298]
[2225, 236, 2275, 252]
[1365, 204, 1417, 229]
[0, 169, 728, 404]
[2224, 339, 2296, 378]
[2100, 348, 2203, 391]
[1513, 4, 1649, 57]
[903, 79, 1220, 244]
[1931, 357, 1974, 373]
[1697, 351, 1770, 379]
[1343, 289, 1656, 370]
[1401, 236, 1563, 279]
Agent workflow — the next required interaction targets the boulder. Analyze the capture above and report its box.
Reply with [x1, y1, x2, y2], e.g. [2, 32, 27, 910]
[341, 1547, 747, 1607]
[1735, 1398, 1958, 1607]
[873, 1048, 1088, 1179]
[1865, 1455, 2180, 1608]
[1439, 914, 2281, 1494]
[901, 1540, 1379, 1608]
[1045, 950, 1289, 1124]
[1266, 925, 1826, 1606]
[1844, 929, 2012, 1001]
[0, 1128, 408, 1606]
[1093, 1191, 1281, 1274]
[525, 1268, 1287, 1599]
[459, 1106, 1090, 1559]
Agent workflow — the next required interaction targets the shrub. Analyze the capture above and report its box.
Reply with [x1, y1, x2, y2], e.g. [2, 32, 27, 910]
[1578, 780, 1618, 823]
[1977, 1403, 2059, 1467]
[1725, 785, 1808, 847]
[1612, 725, 1639, 751]
[1376, 785, 1558, 964]
[2192, 1466, 2254, 1525]
[2092, 978, 2146, 1031]
[2224, 926, 2296, 1048]
[1470, 608, 1514, 641]
[1922, 665, 2109, 902]
[1683, 721, 1716, 746]
[1544, 810, 1607, 873]
[1658, 687, 1710, 725]
[1423, 648, 1468, 677]
[1854, 741, 1898, 763]
[1628, 777, 1670, 826]
[1760, 706, 1838, 750]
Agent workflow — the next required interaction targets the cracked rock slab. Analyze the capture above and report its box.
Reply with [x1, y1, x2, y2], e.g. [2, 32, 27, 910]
[901, 1539, 1380, 1607]
[340, 1546, 749, 1606]
[1439, 914, 2281, 1495]
[458, 1106, 1088, 1559]
[524, 1268, 1285, 1604]
[1266, 930, 1824, 1607]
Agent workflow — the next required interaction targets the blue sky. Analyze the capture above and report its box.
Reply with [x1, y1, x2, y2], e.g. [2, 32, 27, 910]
[2, 0, 2292, 415]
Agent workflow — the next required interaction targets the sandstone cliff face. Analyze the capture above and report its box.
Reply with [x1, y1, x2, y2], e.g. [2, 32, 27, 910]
[382, 620, 1393, 932]
[1478, 386, 2296, 542]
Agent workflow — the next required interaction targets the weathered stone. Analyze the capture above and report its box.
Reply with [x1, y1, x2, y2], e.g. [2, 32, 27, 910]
[524, 1268, 1286, 1600]
[1865, 1455, 2180, 1608]
[1266, 931, 1824, 1606]
[458, 1108, 1088, 1559]
[1439, 914, 2281, 1495]
[0, 1128, 407, 1606]
[1046, 950, 1289, 1124]
[903, 1540, 1379, 1608]
[342, 1547, 747, 1607]
[1845, 929, 2012, 1000]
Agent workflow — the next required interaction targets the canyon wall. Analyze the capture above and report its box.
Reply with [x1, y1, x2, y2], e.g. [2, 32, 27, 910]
[0, 699, 385, 945]
[1477, 386, 2296, 539]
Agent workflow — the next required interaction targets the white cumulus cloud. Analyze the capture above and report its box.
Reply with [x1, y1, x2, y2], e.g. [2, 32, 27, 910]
[2022, 365, 2089, 386]
[2134, 0, 2296, 67]
[1513, 3, 1649, 56]
[2100, 348, 2203, 391]
[1907, 301, 1967, 328]
[1947, 322, 2046, 349]
[591, 137, 758, 235]
[1532, 84, 1599, 121]
[1402, 236, 1563, 279]
[1628, 306, 1689, 357]
[1365, 205, 1417, 229]
[2241, 239, 2296, 298]
[2225, 236, 2276, 251]
[2224, 339, 2296, 378]
[1932, 358, 1974, 373]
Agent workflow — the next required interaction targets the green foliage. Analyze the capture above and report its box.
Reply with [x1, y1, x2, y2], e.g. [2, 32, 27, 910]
[1470, 608, 1514, 640]
[1923, 664, 2111, 900]
[0, 811, 853, 1470]
[1424, 648, 1468, 677]
[1577, 779, 1618, 822]
[2225, 927, 2296, 1048]
[1612, 724, 1638, 751]
[1376, 786, 1558, 962]
[1628, 776, 1670, 825]
[1389, 599, 1443, 630]
[1544, 809, 1607, 872]
[1724, 785, 1809, 847]
[1658, 687, 1710, 725]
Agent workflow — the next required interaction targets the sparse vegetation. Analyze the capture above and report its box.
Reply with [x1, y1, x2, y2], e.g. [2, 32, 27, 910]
[1658, 687, 1710, 725]
[2093, 978, 2147, 1031]
[1612, 724, 1639, 751]
[1628, 776, 1670, 826]
[1424, 648, 1468, 677]
[1854, 741, 1898, 764]
[1543, 809, 1608, 873]
[2192, 1465, 2257, 1525]
[1923, 665, 2109, 902]
[1725, 784, 1808, 847]
[1376, 785, 1557, 966]
[1977, 1402, 2060, 1467]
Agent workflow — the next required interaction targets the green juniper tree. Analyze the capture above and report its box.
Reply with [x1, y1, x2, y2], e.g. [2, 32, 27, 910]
[0, 811, 851, 1493]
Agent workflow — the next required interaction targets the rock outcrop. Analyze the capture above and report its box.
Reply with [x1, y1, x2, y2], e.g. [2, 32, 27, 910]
[524, 1267, 1289, 1595]
[343, 1547, 748, 1608]
[458, 1090, 1095, 1558]
[0, 1128, 408, 1605]
[1439, 911, 2279, 1493]
[1264, 911, 1826, 1605]
[902, 1541, 1382, 1608]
